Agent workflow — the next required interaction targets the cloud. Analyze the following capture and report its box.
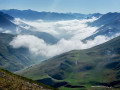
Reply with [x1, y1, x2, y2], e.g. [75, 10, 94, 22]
[10, 34, 115, 58]
[13, 18, 31, 30]
[10, 17, 120, 58]
[0, 28, 3, 31]
[18, 17, 98, 40]
[10, 35, 48, 56]
[3, 30, 12, 34]
[0, 28, 13, 34]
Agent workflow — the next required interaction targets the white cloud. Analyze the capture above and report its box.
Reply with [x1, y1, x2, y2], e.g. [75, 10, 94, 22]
[16, 27, 22, 34]
[9, 34, 113, 58]
[10, 17, 120, 59]
[13, 18, 31, 30]
[0, 28, 3, 31]
[13, 18, 22, 25]
[20, 17, 98, 40]
[10, 35, 48, 56]
[0, 28, 13, 34]
[3, 30, 12, 34]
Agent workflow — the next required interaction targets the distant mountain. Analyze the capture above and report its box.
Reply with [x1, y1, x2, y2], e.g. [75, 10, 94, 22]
[1, 9, 102, 21]
[90, 12, 120, 27]
[18, 35, 120, 89]
[0, 11, 17, 32]
[0, 12, 59, 71]
[0, 67, 54, 90]
[0, 11, 14, 20]
[88, 13, 102, 18]
[85, 12, 120, 41]
[85, 19, 120, 41]
[0, 11, 58, 44]
[69, 13, 102, 19]
[1, 9, 78, 21]
[0, 11, 27, 34]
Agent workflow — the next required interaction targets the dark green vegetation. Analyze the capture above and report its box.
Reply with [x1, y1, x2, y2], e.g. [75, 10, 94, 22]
[0, 67, 56, 90]
[18, 35, 120, 89]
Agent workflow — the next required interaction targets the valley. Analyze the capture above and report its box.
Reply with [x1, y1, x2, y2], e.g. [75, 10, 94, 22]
[17, 35, 120, 89]
[0, 8, 120, 90]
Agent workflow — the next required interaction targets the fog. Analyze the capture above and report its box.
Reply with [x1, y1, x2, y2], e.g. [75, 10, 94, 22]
[10, 17, 119, 58]
[10, 34, 111, 57]
[14, 17, 98, 40]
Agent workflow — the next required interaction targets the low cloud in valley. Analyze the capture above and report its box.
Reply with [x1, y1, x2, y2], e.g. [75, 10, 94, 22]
[10, 18, 120, 58]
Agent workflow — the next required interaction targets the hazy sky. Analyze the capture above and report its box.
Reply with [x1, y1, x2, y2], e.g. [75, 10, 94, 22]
[0, 0, 120, 13]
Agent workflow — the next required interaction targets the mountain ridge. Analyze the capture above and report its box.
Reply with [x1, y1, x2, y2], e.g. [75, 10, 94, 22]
[17, 35, 120, 89]
[1, 9, 102, 21]
[84, 12, 120, 41]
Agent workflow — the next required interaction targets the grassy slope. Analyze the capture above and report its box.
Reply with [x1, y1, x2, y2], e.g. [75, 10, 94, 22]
[18, 36, 120, 89]
[0, 33, 23, 71]
[0, 32, 58, 72]
[0, 33, 34, 72]
[0, 67, 57, 90]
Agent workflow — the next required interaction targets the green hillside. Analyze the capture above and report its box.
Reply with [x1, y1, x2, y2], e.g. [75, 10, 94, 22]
[0, 33, 34, 72]
[0, 67, 56, 90]
[18, 35, 120, 89]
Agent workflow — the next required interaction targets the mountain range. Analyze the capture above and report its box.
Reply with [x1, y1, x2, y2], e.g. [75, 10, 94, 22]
[84, 12, 120, 41]
[2, 9, 120, 42]
[1, 9, 102, 21]
[0, 11, 58, 72]
[90, 12, 120, 27]
[0, 9, 120, 90]
[18, 33, 120, 89]
[0, 11, 58, 44]
[0, 11, 17, 32]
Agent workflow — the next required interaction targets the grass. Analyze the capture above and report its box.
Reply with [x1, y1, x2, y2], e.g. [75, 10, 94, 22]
[17, 36, 120, 89]
[0, 67, 57, 90]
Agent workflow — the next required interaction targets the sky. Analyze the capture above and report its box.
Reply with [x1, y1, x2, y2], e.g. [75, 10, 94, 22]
[0, 0, 120, 13]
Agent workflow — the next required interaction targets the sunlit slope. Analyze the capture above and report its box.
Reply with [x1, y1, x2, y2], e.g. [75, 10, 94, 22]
[18, 33, 120, 88]
[0, 67, 56, 90]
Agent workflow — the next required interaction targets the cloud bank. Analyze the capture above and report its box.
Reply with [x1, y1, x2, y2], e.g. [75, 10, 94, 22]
[16, 17, 98, 40]
[10, 34, 113, 58]
[10, 17, 120, 58]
